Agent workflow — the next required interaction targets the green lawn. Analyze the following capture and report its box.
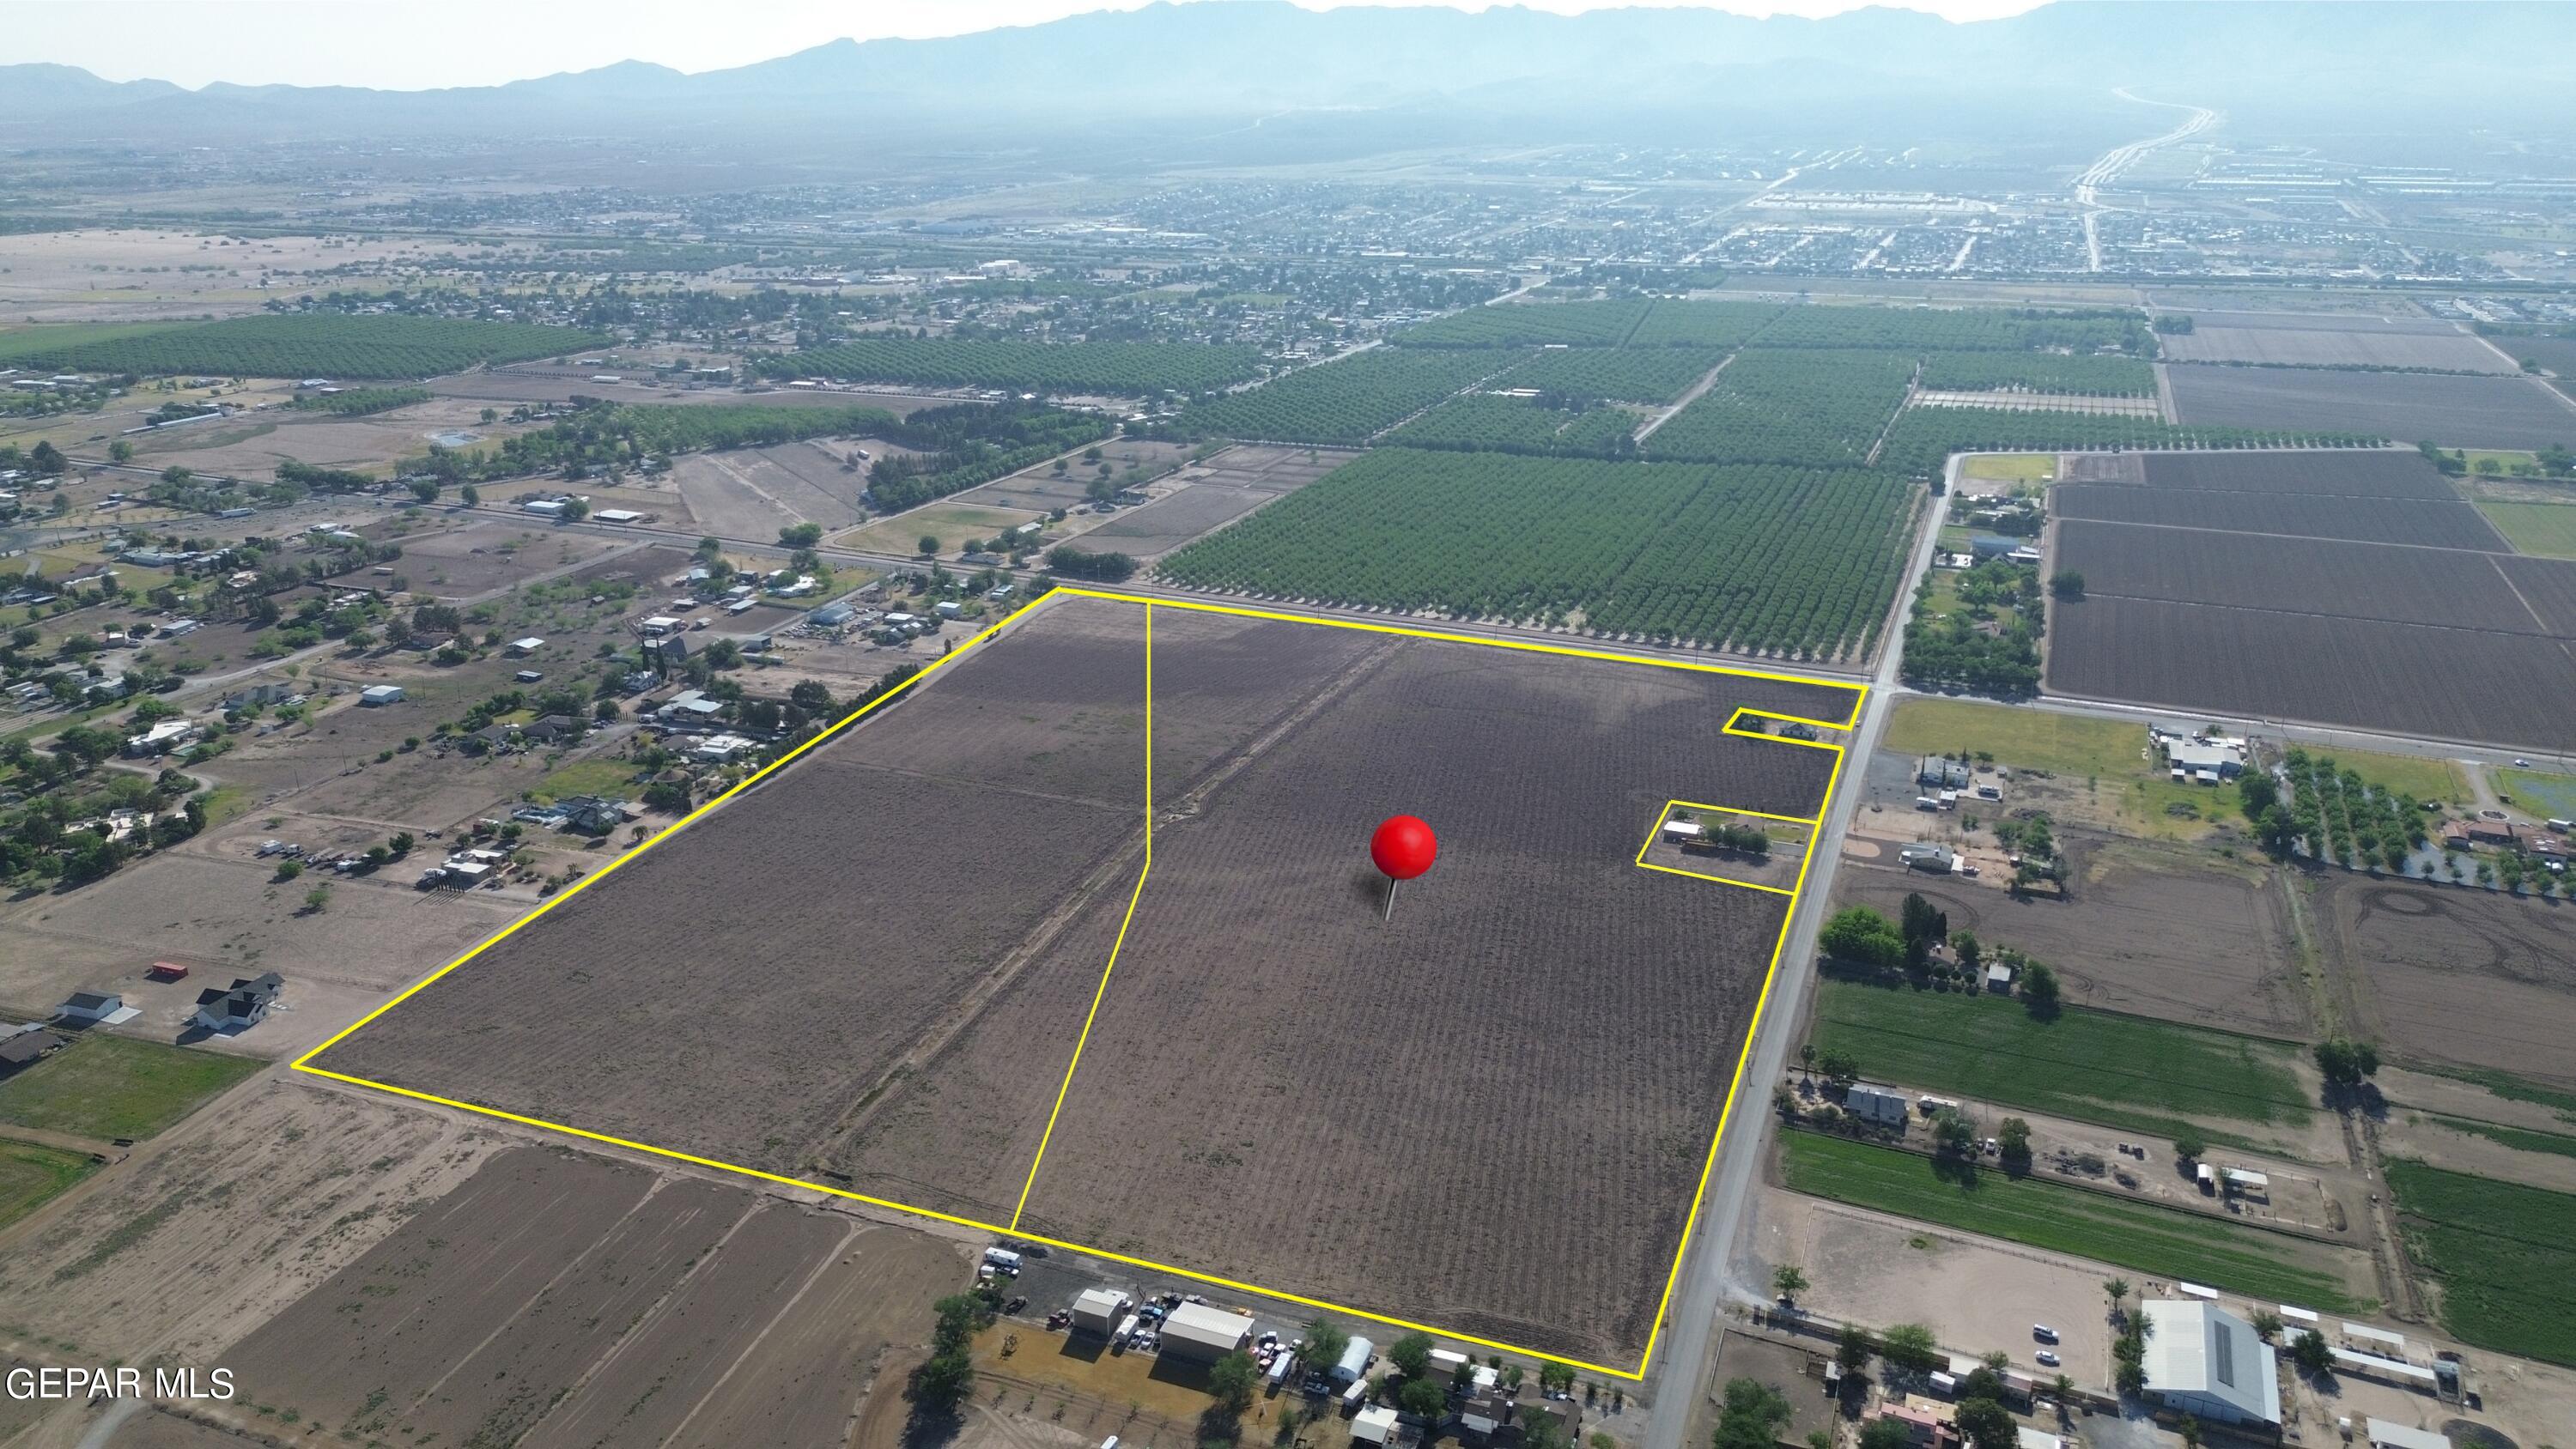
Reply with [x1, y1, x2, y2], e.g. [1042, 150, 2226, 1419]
[1882, 696, 2470, 819]
[1959, 452, 2058, 483]
[1810, 979, 2316, 1145]
[2499, 767, 2576, 824]
[1780, 1132, 2367, 1312]
[2476, 501, 2576, 560]
[536, 758, 641, 801]
[2386, 1159, 2576, 1366]
[0, 1036, 263, 1141]
[0, 1137, 98, 1234]
[838, 501, 1041, 557]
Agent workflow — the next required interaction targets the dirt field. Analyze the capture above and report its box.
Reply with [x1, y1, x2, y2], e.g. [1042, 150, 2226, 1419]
[1738, 1188, 2117, 1385]
[0, 229, 507, 324]
[2052, 484, 2508, 550]
[131, 395, 538, 481]
[1012, 631, 1845, 1366]
[2047, 595, 2576, 752]
[2160, 317, 2514, 373]
[2044, 452, 2576, 750]
[214, 1143, 963, 1446]
[392, 518, 636, 598]
[666, 440, 873, 538]
[1832, 836, 2309, 1039]
[305, 592, 1860, 1368]
[2316, 873, 2576, 1085]
[0, 1079, 502, 1367]
[2166, 365, 2576, 448]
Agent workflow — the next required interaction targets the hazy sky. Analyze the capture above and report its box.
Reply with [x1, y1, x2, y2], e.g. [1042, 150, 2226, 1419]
[4, 0, 2050, 90]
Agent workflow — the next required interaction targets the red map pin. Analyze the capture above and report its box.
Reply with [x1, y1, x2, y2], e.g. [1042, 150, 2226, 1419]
[1370, 815, 1437, 920]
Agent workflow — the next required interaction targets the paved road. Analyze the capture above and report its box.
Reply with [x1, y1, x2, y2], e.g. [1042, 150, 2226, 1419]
[1637, 461, 1952, 1440]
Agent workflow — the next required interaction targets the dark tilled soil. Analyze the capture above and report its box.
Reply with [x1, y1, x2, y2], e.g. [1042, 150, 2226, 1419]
[2318, 872, 2576, 1086]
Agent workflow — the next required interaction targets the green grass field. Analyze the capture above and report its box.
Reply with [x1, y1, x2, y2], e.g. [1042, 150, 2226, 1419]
[1810, 979, 2315, 1146]
[1881, 697, 2470, 811]
[2387, 1159, 2576, 1365]
[1959, 452, 2058, 482]
[2499, 767, 2576, 823]
[0, 1036, 263, 1141]
[1780, 1132, 2367, 1312]
[537, 758, 641, 801]
[839, 502, 1041, 557]
[2476, 501, 2576, 560]
[0, 1137, 97, 1233]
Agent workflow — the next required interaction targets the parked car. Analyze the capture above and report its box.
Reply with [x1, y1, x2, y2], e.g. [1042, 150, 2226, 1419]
[2033, 1325, 2059, 1343]
[2036, 1350, 2061, 1367]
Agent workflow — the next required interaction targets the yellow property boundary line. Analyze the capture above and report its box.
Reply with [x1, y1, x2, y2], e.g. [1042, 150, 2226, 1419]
[293, 586, 1863, 1380]
[1633, 800, 1821, 898]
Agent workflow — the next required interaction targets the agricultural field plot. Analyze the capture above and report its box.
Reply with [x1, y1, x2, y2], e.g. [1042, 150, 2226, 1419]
[129, 394, 530, 481]
[0, 1034, 262, 1142]
[1383, 391, 1643, 456]
[1832, 840, 2307, 1039]
[2477, 500, 2576, 559]
[1161, 348, 1510, 445]
[1154, 449, 1922, 662]
[312, 597, 1156, 1172]
[765, 336, 1262, 394]
[2167, 364, 2576, 448]
[0, 1080, 504, 1368]
[2122, 448, 2470, 500]
[1917, 351, 2155, 396]
[1874, 412, 2379, 476]
[301, 591, 1862, 1373]
[664, 442, 868, 538]
[1752, 306, 2144, 353]
[1501, 345, 1727, 403]
[2047, 595, 2576, 752]
[1909, 390, 2160, 417]
[2159, 315, 2513, 373]
[1624, 300, 1788, 349]
[2385, 1159, 2576, 1367]
[0, 313, 603, 379]
[1805, 978, 2321, 1155]
[1777, 1133, 2372, 1313]
[1393, 296, 1652, 347]
[0, 1138, 94, 1235]
[1641, 349, 1916, 465]
[216, 1143, 960, 1445]
[2053, 520, 2567, 635]
[954, 438, 1198, 512]
[2044, 450, 2576, 749]
[392, 520, 635, 598]
[2051, 484, 2508, 550]
[2314, 874, 2576, 1087]
[1073, 483, 1278, 556]
[841, 500, 1043, 556]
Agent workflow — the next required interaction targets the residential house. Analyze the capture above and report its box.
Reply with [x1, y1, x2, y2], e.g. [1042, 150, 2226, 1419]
[192, 973, 283, 1034]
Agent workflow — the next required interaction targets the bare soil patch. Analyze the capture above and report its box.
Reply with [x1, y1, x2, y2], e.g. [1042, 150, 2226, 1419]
[0, 1079, 503, 1366]
[2316, 873, 2576, 1086]
[305, 592, 1854, 1368]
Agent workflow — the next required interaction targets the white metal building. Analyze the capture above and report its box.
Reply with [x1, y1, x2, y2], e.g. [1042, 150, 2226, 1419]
[1157, 1302, 1253, 1364]
[2141, 1300, 2281, 1428]
[1071, 1288, 1131, 1337]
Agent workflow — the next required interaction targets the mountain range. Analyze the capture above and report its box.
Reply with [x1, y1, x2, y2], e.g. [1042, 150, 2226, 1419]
[3, 2, 2572, 167]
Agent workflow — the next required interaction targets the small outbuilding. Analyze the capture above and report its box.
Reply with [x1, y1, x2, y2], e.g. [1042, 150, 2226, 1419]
[56, 990, 126, 1024]
[1844, 1084, 1911, 1127]
[360, 684, 405, 706]
[1352, 1405, 1400, 1445]
[1071, 1288, 1133, 1338]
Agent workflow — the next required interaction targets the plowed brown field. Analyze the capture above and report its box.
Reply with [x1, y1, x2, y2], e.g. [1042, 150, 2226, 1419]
[305, 591, 1858, 1370]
